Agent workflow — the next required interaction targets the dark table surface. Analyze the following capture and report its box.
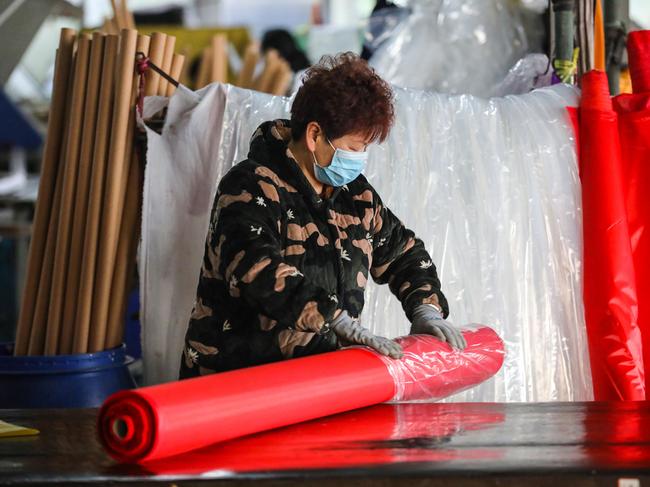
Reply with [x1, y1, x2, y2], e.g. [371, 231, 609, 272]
[2, 401, 650, 486]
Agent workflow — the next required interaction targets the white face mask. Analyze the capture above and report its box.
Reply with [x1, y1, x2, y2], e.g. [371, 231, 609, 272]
[312, 138, 369, 187]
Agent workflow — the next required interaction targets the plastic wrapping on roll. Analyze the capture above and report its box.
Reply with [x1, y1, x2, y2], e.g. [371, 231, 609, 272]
[99, 326, 504, 463]
[383, 326, 505, 402]
[368, 0, 527, 97]
[141, 81, 590, 402]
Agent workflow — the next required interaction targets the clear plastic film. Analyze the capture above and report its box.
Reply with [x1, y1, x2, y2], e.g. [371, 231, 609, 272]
[368, 0, 528, 97]
[377, 325, 506, 402]
[141, 82, 593, 402]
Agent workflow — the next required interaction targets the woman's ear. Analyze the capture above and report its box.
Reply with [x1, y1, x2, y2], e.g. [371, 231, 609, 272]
[304, 121, 320, 153]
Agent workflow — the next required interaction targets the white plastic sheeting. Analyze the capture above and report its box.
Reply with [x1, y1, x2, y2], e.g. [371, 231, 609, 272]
[369, 0, 528, 97]
[140, 82, 593, 402]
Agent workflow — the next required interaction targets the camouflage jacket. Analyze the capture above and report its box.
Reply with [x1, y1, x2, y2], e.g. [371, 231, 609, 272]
[180, 120, 448, 378]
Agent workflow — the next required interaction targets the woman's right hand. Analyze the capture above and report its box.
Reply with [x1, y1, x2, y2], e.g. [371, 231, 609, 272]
[329, 310, 403, 359]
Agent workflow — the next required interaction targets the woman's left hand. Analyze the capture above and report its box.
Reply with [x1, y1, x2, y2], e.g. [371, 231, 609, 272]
[409, 304, 467, 350]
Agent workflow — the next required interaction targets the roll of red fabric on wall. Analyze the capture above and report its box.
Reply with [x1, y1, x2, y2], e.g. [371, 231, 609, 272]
[628, 31, 650, 94]
[579, 70, 645, 401]
[613, 30, 650, 392]
[98, 326, 504, 463]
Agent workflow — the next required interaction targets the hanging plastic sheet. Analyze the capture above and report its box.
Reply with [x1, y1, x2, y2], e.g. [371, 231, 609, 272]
[98, 327, 504, 463]
[368, 0, 528, 97]
[140, 81, 592, 402]
[579, 70, 644, 401]
[612, 30, 650, 394]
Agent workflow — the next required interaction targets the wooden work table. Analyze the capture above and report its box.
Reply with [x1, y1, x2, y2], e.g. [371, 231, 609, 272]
[2, 402, 650, 486]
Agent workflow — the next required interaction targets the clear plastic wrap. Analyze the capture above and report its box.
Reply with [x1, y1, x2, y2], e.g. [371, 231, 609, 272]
[141, 82, 593, 402]
[380, 325, 505, 402]
[368, 0, 528, 97]
[492, 53, 553, 97]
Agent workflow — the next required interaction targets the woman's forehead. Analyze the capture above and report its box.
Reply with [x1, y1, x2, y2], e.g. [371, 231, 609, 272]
[336, 132, 372, 146]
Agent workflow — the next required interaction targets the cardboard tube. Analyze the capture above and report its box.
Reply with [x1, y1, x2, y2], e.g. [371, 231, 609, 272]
[58, 33, 106, 355]
[28, 135, 65, 355]
[143, 32, 166, 96]
[28, 39, 80, 356]
[157, 35, 176, 95]
[270, 60, 293, 96]
[110, 0, 124, 30]
[105, 153, 141, 349]
[178, 45, 191, 86]
[196, 46, 212, 89]
[165, 53, 185, 97]
[253, 49, 280, 93]
[73, 35, 120, 355]
[14, 28, 76, 356]
[88, 29, 138, 353]
[210, 34, 228, 84]
[120, 0, 135, 30]
[236, 42, 259, 89]
[43, 33, 92, 356]
[104, 33, 149, 350]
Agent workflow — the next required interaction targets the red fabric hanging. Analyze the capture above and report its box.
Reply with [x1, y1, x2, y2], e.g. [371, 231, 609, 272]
[579, 70, 645, 400]
[98, 327, 504, 463]
[613, 30, 650, 393]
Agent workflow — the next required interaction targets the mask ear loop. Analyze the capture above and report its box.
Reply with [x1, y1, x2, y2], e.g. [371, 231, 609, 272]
[312, 132, 335, 168]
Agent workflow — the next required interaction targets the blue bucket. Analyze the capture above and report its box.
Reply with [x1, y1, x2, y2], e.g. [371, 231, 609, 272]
[0, 343, 136, 408]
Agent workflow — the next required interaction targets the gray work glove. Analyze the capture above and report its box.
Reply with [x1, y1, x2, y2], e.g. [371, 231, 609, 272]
[410, 304, 467, 350]
[329, 310, 403, 359]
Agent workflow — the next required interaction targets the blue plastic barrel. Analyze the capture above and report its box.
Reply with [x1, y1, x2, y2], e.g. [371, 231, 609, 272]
[0, 343, 136, 408]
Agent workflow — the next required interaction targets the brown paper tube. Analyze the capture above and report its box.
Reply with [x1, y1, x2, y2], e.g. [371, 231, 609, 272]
[110, 0, 125, 30]
[28, 36, 80, 355]
[253, 49, 280, 93]
[270, 60, 293, 96]
[58, 33, 106, 354]
[143, 32, 167, 96]
[43, 33, 92, 356]
[195, 46, 212, 89]
[165, 53, 185, 97]
[14, 29, 76, 356]
[210, 34, 228, 84]
[73, 35, 119, 355]
[120, 0, 135, 30]
[88, 28, 138, 353]
[105, 152, 141, 349]
[177, 45, 191, 86]
[236, 42, 259, 89]
[157, 35, 176, 95]
[104, 33, 149, 349]
[28, 136, 65, 355]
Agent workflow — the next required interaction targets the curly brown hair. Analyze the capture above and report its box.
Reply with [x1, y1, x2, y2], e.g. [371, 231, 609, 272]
[290, 52, 395, 143]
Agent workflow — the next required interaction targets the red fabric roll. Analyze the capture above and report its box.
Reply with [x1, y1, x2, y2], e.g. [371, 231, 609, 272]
[579, 70, 645, 400]
[99, 326, 504, 463]
[628, 31, 650, 94]
[612, 31, 650, 392]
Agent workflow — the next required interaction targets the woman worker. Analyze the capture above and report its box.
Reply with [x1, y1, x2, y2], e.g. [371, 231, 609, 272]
[180, 53, 466, 378]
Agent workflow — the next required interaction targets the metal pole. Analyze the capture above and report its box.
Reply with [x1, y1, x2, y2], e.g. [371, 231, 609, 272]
[604, 0, 629, 95]
[552, 0, 575, 62]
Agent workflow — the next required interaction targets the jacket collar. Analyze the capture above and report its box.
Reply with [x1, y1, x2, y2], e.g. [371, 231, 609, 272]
[247, 120, 342, 207]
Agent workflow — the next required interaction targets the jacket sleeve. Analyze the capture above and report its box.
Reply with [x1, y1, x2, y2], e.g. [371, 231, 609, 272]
[370, 192, 449, 321]
[211, 166, 340, 332]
